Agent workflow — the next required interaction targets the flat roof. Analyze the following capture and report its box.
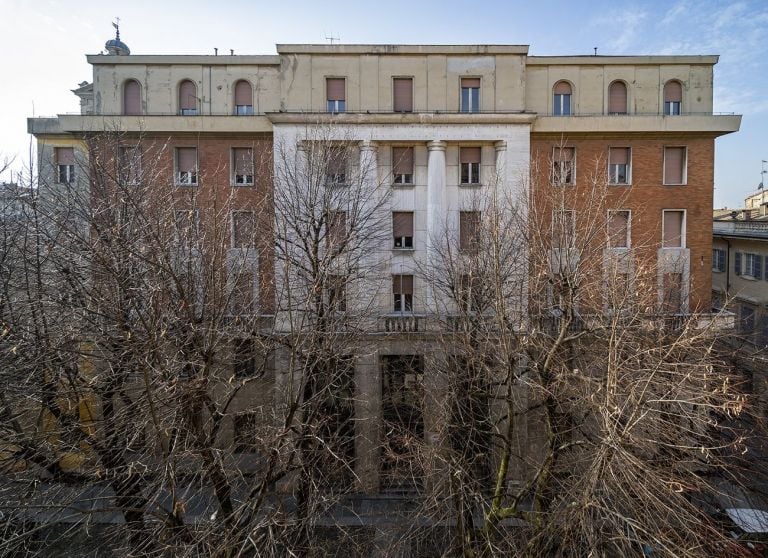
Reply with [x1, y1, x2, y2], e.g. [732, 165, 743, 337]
[276, 44, 530, 55]
[86, 54, 281, 65]
[527, 55, 719, 65]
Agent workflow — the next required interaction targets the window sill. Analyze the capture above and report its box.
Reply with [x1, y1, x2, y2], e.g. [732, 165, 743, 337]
[459, 183, 483, 188]
[712, 269, 725, 273]
[232, 183, 255, 188]
[391, 183, 416, 189]
[740, 275, 759, 281]
[392, 248, 415, 254]
[609, 182, 631, 187]
[663, 183, 687, 186]
[175, 183, 198, 187]
[550, 183, 575, 187]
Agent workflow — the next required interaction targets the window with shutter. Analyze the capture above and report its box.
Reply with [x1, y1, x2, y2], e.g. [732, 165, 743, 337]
[392, 274, 414, 312]
[392, 147, 414, 184]
[232, 211, 256, 248]
[608, 148, 630, 184]
[233, 148, 254, 185]
[179, 80, 198, 115]
[229, 270, 254, 316]
[459, 211, 480, 251]
[608, 210, 630, 248]
[393, 78, 413, 112]
[460, 147, 481, 184]
[664, 80, 682, 115]
[327, 211, 346, 252]
[745, 253, 763, 279]
[123, 79, 142, 115]
[56, 147, 75, 184]
[460, 78, 480, 113]
[175, 147, 198, 185]
[735, 252, 742, 276]
[393, 212, 414, 249]
[119, 146, 142, 185]
[234, 80, 253, 115]
[326, 78, 346, 113]
[664, 147, 686, 185]
[326, 150, 347, 186]
[552, 147, 575, 185]
[662, 210, 684, 248]
[327, 274, 347, 312]
[712, 248, 726, 272]
[608, 81, 628, 114]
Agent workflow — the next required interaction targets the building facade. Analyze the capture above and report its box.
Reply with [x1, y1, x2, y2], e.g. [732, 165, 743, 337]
[27, 36, 740, 494]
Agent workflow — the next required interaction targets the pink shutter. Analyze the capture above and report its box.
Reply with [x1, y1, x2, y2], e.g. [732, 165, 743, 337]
[461, 78, 480, 88]
[393, 212, 414, 237]
[664, 147, 684, 184]
[608, 210, 629, 248]
[460, 147, 481, 164]
[56, 147, 75, 165]
[180, 80, 197, 110]
[663, 211, 683, 247]
[664, 81, 682, 102]
[393, 78, 413, 112]
[392, 147, 414, 175]
[177, 148, 197, 172]
[326, 78, 345, 101]
[123, 80, 141, 115]
[609, 148, 628, 165]
[234, 80, 252, 105]
[234, 148, 253, 175]
[553, 81, 572, 95]
[608, 81, 627, 113]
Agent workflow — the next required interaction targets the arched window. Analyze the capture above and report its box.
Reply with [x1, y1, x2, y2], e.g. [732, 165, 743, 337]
[553, 81, 572, 116]
[123, 79, 141, 115]
[179, 80, 198, 115]
[234, 80, 253, 115]
[608, 81, 627, 114]
[664, 80, 682, 115]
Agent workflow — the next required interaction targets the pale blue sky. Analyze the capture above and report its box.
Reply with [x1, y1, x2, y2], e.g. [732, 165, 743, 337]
[0, 0, 765, 208]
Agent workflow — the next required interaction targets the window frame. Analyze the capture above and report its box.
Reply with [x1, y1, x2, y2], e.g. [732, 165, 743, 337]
[178, 79, 198, 116]
[231, 147, 255, 186]
[661, 209, 686, 249]
[392, 211, 414, 250]
[392, 146, 414, 185]
[744, 252, 763, 280]
[231, 210, 257, 249]
[712, 248, 726, 272]
[607, 80, 628, 115]
[326, 77, 346, 113]
[392, 274, 414, 313]
[55, 147, 75, 184]
[551, 146, 575, 186]
[607, 209, 631, 249]
[663, 80, 683, 116]
[174, 147, 198, 186]
[233, 79, 254, 115]
[663, 146, 688, 186]
[119, 145, 142, 185]
[122, 79, 142, 116]
[459, 146, 481, 185]
[460, 77, 481, 113]
[608, 147, 631, 185]
[553, 81, 573, 116]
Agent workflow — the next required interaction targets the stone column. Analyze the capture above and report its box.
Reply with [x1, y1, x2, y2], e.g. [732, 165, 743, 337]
[354, 351, 381, 494]
[494, 140, 507, 189]
[358, 140, 378, 186]
[426, 141, 447, 310]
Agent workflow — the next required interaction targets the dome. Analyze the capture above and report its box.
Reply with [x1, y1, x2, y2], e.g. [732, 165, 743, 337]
[105, 23, 130, 56]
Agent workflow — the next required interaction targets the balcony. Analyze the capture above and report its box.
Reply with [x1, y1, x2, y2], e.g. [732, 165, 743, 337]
[378, 314, 423, 333]
[713, 219, 768, 240]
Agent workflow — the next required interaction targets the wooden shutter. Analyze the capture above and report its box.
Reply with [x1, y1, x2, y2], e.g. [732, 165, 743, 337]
[233, 148, 253, 175]
[664, 147, 685, 184]
[177, 148, 197, 172]
[123, 80, 141, 115]
[608, 81, 627, 113]
[460, 147, 481, 164]
[555, 147, 574, 162]
[609, 147, 629, 165]
[179, 80, 197, 110]
[393, 212, 414, 237]
[234, 80, 252, 105]
[461, 77, 480, 88]
[663, 210, 683, 247]
[664, 80, 682, 102]
[735, 251, 742, 275]
[392, 147, 413, 175]
[393, 275, 414, 295]
[553, 81, 572, 95]
[326, 78, 345, 101]
[393, 78, 413, 112]
[608, 210, 629, 248]
[755, 255, 763, 280]
[56, 147, 74, 165]
[460, 211, 480, 250]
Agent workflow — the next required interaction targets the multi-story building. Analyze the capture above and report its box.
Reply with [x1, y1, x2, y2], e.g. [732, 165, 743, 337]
[27, 30, 740, 495]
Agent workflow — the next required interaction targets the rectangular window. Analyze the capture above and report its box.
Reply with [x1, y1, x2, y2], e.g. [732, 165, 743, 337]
[119, 146, 142, 185]
[56, 147, 75, 184]
[460, 147, 481, 185]
[552, 209, 576, 245]
[232, 147, 254, 186]
[327, 274, 347, 312]
[392, 147, 414, 184]
[460, 78, 480, 113]
[393, 211, 414, 249]
[712, 248, 726, 272]
[327, 210, 347, 252]
[232, 211, 256, 248]
[326, 78, 346, 113]
[663, 147, 687, 185]
[233, 338, 256, 377]
[459, 211, 480, 251]
[175, 147, 198, 185]
[608, 147, 630, 185]
[174, 209, 199, 241]
[552, 147, 575, 185]
[608, 210, 630, 248]
[393, 78, 413, 113]
[326, 152, 347, 186]
[745, 253, 763, 279]
[393, 274, 414, 313]
[662, 210, 684, 248]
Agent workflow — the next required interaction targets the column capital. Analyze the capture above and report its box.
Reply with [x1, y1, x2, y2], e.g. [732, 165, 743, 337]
[359, 140, 378, 151]
[427, 140, 447, 152]
[495, 140, 507, 152]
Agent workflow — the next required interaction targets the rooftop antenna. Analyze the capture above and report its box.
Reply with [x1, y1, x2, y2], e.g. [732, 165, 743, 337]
[593, 47, 598, 56]
[325, 33, 340, 44]
[759, 159, 767, 190]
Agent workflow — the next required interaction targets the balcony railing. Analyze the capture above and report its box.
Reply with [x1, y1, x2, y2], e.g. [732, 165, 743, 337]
[379, 314, 423, 333]
[713, 220, 768, 238]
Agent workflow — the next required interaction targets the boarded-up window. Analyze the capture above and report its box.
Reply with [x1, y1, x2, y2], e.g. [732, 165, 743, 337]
[393, 78, 413, 112]
[176, 147, 197, 185]
[392, 147, 414, 184]
[123, 80, 141, 115]
[662, 210, 684, 248]
[664, 80, 682, 115]
[460, 147, 481, 184]
[608, 147, 630, 184]
[179, 80, 197, 114]
[553, 147, 575, 184]
[233, 148, 254, 185]
[234, 80, 253, 115]
[233, 211, 256, 248]
[327, 210, 346, 250]
[393, 274, 414, 312]
[393, 212, 414, 248]
[664, 147, 686, 184]
[608, 210, 630, 248]
[327, 78, 346, 112]
[459, 211, 480, 251]
[608, 81, 627, 114]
